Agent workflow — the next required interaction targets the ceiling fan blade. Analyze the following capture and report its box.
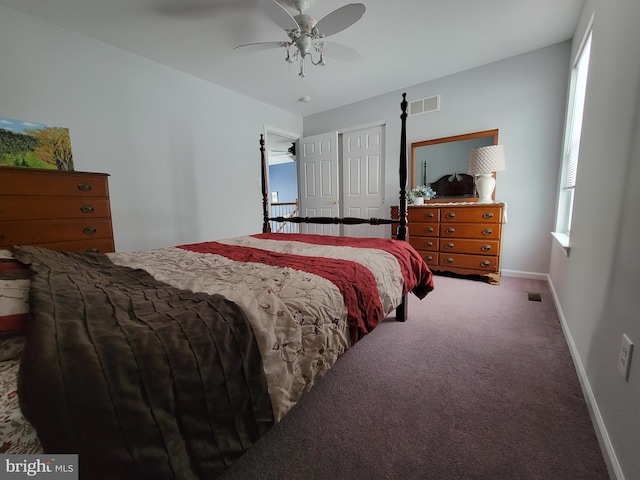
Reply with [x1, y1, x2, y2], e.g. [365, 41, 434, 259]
[318, 41, 361, 61]
[315, 3, 366, 38]
[257, 0, 300, 31]
[233, 41, 287, 51]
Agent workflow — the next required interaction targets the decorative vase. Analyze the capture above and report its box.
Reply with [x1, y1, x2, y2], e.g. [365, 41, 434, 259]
[413, 197, 425, 205]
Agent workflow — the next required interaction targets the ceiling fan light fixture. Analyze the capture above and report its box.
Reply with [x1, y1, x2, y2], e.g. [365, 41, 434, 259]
[236, 0, 365, 78]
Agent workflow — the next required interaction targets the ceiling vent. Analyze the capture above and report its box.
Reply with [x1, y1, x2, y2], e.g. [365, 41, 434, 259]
[409, 95, 440, 116]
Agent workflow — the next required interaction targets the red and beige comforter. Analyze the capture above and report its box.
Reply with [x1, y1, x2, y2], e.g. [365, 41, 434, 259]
[11, 233, 433, 479]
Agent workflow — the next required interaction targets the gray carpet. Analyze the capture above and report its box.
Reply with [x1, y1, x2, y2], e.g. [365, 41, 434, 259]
[221, 275, 610, 480]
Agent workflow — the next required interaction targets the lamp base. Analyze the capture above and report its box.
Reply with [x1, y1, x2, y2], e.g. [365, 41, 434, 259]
[475, 173, 495, 204]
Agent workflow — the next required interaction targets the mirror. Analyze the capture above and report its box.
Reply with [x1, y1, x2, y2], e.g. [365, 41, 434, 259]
[411, 129, 499, 202]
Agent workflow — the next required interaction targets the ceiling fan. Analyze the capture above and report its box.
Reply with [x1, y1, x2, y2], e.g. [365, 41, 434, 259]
[234, 0, 366, 77]
[270, 142, 296, 157]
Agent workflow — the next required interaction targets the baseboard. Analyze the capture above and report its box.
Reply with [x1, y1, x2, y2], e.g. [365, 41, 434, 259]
[500, 269, 549, 281]
[547, 278, 623, 480]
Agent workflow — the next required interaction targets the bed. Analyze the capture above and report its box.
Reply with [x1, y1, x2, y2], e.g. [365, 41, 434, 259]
[0, 94, 433, 478]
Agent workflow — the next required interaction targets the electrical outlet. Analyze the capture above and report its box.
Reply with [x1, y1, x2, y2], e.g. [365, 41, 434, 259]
[618, 334, 634, 381]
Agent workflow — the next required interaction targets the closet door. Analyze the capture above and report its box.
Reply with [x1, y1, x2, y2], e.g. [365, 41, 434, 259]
[342, 124, 385, 238]
[297, 131, 339, 235]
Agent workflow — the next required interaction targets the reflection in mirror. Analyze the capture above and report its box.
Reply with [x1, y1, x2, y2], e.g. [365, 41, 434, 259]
[411, 129, 498, 202]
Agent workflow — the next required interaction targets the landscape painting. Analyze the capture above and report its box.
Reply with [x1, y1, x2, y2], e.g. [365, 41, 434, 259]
[0, 116, 74, 170]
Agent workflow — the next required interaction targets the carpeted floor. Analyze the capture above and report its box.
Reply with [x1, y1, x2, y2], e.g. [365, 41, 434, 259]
[221, 275, 610, 480]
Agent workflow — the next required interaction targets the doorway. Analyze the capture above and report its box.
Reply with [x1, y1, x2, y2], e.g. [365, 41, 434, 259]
[264, 127, 300, 233]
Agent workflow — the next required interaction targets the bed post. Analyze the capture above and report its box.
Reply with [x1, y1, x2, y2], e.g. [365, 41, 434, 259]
[260, 134, 272, 233]
[396, 93, 409, 322]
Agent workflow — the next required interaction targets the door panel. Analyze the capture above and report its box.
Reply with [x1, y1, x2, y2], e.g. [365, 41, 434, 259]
[298, 132, 339, 235]
[342, 125, 385, 238]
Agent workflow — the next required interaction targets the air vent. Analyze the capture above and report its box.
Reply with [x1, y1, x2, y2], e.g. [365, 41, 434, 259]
[527, 292, 542, 302]
[409, 95, 440, 116]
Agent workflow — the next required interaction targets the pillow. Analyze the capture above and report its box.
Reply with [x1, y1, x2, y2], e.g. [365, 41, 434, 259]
[0, 250, 31, 338]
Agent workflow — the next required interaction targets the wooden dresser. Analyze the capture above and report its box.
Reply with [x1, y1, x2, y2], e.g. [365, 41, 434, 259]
[392, 203, 504, 284]
[0, 167, 115, 253]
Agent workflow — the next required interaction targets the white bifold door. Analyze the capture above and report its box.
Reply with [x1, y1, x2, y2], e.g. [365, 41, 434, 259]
[297, 131, 340, 235]
[298, 125, 385, 237]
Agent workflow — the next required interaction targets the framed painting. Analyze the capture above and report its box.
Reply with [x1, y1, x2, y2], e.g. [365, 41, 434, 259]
[0, 116, 74, 170]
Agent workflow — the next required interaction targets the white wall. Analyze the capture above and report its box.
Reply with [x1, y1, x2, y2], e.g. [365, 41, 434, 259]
[304, 43, 571, 276]
[549, 1, 640, 479]
[0, 5, 302, 252]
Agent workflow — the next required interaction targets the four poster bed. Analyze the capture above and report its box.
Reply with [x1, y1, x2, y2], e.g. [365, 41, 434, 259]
[0, 94, 432, 479]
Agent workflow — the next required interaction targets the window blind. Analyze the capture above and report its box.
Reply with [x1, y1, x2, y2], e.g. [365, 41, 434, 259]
[564, 33, 592, 189]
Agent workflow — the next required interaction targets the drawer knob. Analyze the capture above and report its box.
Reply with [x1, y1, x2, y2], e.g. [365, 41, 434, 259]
[80, 204, 95, 214]
[77, 183, 93, 192]
[425, 241, 433, 247]
[446, 212, 455, 219]
[85, 247, 99, 253]
[425, 227, 434, 233]
[481, 260, 491, 267]
[445, 242, 454, 249]
[483, 212, 494, 219]
[482, 228, 493, 235]
[426, 255, 433, 262]
[425, 212, 434, 218]
[444, 257, 454, 264]
[481, 244, 491, 252]
[83, 226, 97, 235]
[446, 227, 455, 234]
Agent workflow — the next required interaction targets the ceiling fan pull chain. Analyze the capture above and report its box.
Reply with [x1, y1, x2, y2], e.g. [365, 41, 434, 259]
[299, 57, 306, 77]
[285, 43, 294, 64]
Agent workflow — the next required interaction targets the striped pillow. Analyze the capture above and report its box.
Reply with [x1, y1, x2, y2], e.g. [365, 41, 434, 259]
[0, 250, 31, 338]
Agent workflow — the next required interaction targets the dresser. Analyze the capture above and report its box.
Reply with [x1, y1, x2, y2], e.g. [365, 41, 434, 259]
[0, 167, 115, 253]
[392, 203, 504, 284]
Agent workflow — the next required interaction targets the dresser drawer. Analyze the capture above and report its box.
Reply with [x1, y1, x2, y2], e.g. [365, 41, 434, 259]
[439, 206, 502, 223]
[0, 197, 111, 221]
[407, 208, 439, 223]
[440, 223, 502, 239]
[439, 253, 498, 271]
[409, 222, 438, 237]
[409, 237, 439, 252]
[419, 251, 438, 266]
[0, 169, 109, 196]
[440, 238, 500, 256]
[0, 218, 113, 247]
[24, 238, 115, 253]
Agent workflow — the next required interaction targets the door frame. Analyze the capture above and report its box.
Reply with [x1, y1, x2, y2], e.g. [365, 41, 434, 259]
[263, 126, 301, 231]
[263, 126, 301, 191]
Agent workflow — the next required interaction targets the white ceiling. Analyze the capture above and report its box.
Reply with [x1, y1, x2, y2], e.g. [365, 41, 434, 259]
[0, 0, 584, 116]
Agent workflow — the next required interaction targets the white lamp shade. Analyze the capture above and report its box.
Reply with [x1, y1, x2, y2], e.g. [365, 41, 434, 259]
[468, 145, 506, 175]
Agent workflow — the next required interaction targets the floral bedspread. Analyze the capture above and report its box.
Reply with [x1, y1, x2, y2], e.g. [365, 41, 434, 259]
[0, 337, 42, 454]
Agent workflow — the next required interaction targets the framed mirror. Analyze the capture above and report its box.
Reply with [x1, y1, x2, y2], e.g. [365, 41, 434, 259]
[411, 129, 499, 202]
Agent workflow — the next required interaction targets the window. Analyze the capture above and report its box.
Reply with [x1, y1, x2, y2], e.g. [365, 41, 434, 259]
[553, 26, 593, 255]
